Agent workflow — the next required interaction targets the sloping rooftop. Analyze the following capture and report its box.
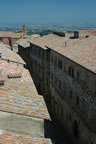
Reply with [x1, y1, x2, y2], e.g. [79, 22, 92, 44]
[80, 30, 96, 36]
[30, 33, 96, 73]
[0, 61, 50, 120]
[31, 34, 40, 39]
[49, 35, 96, 73]
[16, 38, 30, 48]
[0, 43, 25, 64]
[15, 34, 40, 48]
[0, 32, 24, 38]
[0, 43, 50, 120]
[0, 130, 52, 144]
[23, 34, 40, 39]
[29, 34, 64, 49]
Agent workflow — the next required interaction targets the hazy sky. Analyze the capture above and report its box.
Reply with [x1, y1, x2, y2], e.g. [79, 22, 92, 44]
[0, 0, 96, 25]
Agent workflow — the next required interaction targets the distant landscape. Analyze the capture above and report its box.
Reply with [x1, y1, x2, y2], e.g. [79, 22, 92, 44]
[0, 24, 96, 36]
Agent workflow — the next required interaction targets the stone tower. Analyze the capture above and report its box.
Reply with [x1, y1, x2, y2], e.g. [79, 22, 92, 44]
[22, 24, 27, 35]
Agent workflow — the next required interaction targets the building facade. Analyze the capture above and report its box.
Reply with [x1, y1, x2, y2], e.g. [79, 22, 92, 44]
[18, 32, 96, 144]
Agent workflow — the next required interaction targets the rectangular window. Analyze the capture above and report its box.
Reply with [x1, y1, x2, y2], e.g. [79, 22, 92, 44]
[31, 47, 33, 52]
[42, 51, 44, 59]
[77, 71, 80, 81]
[58, 60, 62, 70]
[55, 56, 57, 65]
[46, 77, 49, 86]
[51, 55, 53, 63]
[70, 90, 72, 99]
[60, 61, 62, 70]
[59, 80, 62, 89]
[46, 53, 49, 61]
[58, 60, 60, 67]
[51, 74, 53, 81]
[72, 68, 74, 78]
[69, 66, 74, 78]
[55, 77, 57, 84]
[69, 67, 71, 75]
[38, 49, 41, 56]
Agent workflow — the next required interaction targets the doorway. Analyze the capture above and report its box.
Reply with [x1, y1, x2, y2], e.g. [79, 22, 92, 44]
[74, 120, 79, 140]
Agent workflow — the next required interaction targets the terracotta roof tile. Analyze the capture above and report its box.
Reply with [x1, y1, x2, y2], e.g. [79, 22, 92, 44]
[49, 36, 96, 73]
[80, 30, 96, 36]
[0, 32, 24, 38]
[29, 34, 64, 49]
[0, 130, 52, 144]
[0, 43, 25, 64]
[0, 43, 50, 120]
[30, 34, 96, 73]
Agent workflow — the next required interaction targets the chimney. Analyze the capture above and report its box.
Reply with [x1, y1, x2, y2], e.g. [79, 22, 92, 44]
[65, 41, 67, 47]
[22, 24, 27, 35]
[74, 31, 79, 38]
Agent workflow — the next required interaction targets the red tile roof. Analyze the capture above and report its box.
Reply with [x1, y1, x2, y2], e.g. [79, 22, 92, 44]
[49, 36, 96, 73]
[0, 130, 52, 144]
[0, 43, 50, 120]
[80, 30, 96, 36]
[0, 43, 25, 64]
[30, 34, 96, 73]
[0, 61, 50, 120]
[0, 32, 24, 38]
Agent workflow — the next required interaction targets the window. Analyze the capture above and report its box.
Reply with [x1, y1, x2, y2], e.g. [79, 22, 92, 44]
[51, 55, 53, 63]
[46, 77, 49, 86]
[72, 68, 74, 78]
[38, 49, 41, 56]
[55, 77, 57, 84]
[70, 90, 72, 99]
[61, 108, 63, 118]
[74, 120, 79, 140]
[40, 51, 42, 57]
[34, 48, 36, 55]
[31, 46, 33, 52]
[77, 71, 80, 81]
[59, 80, 62, 89]
[46, 53, 49, 61]
[95, 82, 96, 94]
[77, 97, 79, 105]
[69, 67, 71, 75]
[51, 74, 53, 81]
[58, 60, 62, 70]
[55, 56, 57, 65]
[69, 66, 74, 78]
[69, 113, 71, 121]
[58, 60, 60, 67]
[60, 61, 62, 70]
[42, 51, 44, 59]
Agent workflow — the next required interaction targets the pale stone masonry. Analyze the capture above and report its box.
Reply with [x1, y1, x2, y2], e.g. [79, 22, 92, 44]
[17, 31, 96, 144]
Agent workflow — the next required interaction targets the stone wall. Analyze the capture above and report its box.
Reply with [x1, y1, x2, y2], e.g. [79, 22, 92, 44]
[0, 37, 19, 47]
[18, 42, 96, 144]
[50, 49, 96, 144]
[0, 111, 44, 138]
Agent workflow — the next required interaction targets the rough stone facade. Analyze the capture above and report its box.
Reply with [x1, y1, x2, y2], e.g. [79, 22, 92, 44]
[18, 33, 96, 144]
